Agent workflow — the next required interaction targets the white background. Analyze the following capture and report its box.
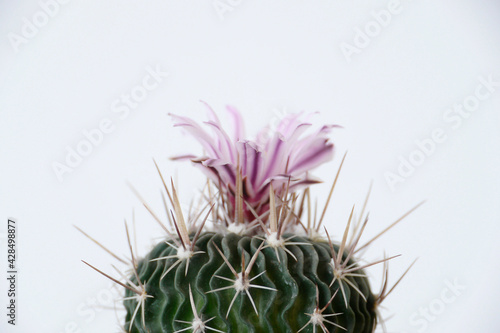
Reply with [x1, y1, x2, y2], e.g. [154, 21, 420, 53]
[1, 1, 499, 332]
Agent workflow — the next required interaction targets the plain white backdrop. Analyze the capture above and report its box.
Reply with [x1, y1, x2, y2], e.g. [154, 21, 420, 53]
[1, 1, 499, 332]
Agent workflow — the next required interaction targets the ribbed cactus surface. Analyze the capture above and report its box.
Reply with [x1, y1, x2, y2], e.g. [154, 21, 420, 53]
[124, 232, 377, 333]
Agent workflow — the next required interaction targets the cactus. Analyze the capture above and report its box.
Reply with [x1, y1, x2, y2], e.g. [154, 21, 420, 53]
[124, 231, 379, 333]
[80, 106, 420, 332]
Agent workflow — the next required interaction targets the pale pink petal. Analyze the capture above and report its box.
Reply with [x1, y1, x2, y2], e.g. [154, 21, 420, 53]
[289, 141, 334, 175]
[204, 121, 235, 163]
[200, 100, 221, 126]
[169, 113, 219, 158]
[226, 105, 246, 141]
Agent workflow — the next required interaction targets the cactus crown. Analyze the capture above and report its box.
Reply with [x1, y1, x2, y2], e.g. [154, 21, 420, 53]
[79, 104, 421, 333]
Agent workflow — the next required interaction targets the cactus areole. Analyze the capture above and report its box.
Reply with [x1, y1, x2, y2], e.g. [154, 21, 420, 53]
[81, 104, 420, 333]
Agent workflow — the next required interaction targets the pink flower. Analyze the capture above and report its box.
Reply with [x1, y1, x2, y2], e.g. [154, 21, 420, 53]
[170, 102, 338, 222]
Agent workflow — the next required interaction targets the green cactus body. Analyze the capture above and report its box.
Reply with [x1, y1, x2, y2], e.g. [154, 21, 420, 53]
[80, 109, 416, 333]
[124, 232, 377, 333]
